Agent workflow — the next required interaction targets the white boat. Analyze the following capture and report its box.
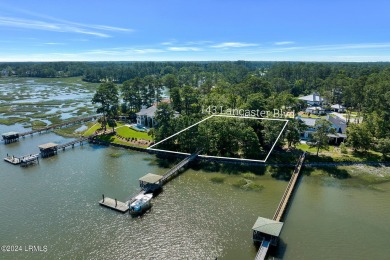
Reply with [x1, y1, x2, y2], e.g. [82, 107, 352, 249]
[128, 193, 153, 215]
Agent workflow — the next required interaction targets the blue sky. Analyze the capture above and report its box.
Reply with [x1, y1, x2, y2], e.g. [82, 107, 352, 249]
[1, 0, 390, 61]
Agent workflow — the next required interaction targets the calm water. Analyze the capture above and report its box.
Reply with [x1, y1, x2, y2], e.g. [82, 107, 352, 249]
[0, 131, 389, 260]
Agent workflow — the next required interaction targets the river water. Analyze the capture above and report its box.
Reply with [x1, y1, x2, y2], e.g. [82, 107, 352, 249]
[0, 131, 389, 260]
[1, 79, 390, 259]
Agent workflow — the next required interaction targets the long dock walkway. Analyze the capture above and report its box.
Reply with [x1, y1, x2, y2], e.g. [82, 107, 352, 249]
[253, 152, 306, 260]
[99, 150, 201, 213]
[19, 115, 98, 137]
[161, 149, 202, 184]
[1, 115, 99, 144]
[273, 152, 306, 222]
[255, 240, 270, 260]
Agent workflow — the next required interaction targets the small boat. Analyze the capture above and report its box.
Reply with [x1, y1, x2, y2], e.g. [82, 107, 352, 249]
[128, 193, 153, 216]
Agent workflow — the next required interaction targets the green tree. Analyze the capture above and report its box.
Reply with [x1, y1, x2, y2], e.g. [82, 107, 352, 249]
[346, 123, 372, 151]
[163, 74, 178, 89]
[285, 118, 307, 148]
[310, 119, 335, 156]
[241, 127, 263, 159]
[376, 138, 390, 159]
[154, 103, 175, 147]
[92, 82, 119, 131]
[170, 87, 182, 113]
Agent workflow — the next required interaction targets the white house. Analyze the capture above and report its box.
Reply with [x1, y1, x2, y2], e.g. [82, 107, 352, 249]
[305, 106, 325, 115]
[331, 104, 346, 113]
[297, 117, 319, 140]
[298, 92, 324, 106]
[136, 104, 179, 128]
[136, 105, 157, 127]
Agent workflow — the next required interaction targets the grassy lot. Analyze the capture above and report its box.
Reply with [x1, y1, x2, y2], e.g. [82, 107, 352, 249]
[302, 165, 390, 189]
[53, 124, 84, 138]
[115, 126, 152, 140]
[296, 143, 383, 162]
[83, 122, 102, 136]
[85, 123, 152, 148]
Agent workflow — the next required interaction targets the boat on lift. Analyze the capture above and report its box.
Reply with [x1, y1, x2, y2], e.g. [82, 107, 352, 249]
[128, 193, 153, 216]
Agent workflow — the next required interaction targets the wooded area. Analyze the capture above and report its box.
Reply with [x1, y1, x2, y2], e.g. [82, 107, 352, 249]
[1, 61, 389, 158]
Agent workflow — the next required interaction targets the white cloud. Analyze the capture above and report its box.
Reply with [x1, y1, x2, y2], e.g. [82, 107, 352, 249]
[0, 16, 132, 38]
[211, 42, 258, 48]
[44, 42, 65, 45]
[167, 47, 202, 51]
[274, 41, 295, 45]
[309, 43, 390, 51]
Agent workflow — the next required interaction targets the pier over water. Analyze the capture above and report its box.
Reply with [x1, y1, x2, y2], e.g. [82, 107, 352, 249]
[253, 152, 306, 260]
[1, 115, 98, 144]
[99, 150, 202, 213]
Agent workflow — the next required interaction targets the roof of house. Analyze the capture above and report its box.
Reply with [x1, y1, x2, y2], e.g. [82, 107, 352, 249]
[139, 173, 163, 184]
[306, 106, 325, 111]
[38, 143, 58, 150]
[298, 117, 319, 127]
[327, 133, 347, 138]
[331, 104, 345, 109]
[136, 105, 157, 117]
[327, 115, 347, 133]
[298, 93, 324, 102]
[252, 217, 284, 237]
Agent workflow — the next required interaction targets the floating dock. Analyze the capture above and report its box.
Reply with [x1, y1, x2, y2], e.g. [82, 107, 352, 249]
[99, 196, 129, 213]
[4, 154, 39, 166]
[99, 150, 201, 213]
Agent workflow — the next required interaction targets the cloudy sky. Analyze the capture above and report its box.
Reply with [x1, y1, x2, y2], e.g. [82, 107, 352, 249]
[0, 0, 390, 61]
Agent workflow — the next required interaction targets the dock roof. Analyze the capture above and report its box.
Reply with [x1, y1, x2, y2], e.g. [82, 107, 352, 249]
[38, 142, 58, 150]
[252, 217, 284, 237]
[139, 173, 163, 184]
[2, 131, 19, 137]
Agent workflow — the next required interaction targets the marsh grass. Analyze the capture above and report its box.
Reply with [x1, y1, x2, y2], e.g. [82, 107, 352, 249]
[210, 176, 225, 183]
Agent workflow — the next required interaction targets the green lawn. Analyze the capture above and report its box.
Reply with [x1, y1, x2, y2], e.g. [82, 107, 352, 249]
[83, 123, 103, 136]
[296, 143, 383, 162]
[115, 126, 152, 140]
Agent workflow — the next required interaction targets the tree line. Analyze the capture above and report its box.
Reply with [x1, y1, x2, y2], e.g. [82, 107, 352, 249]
[4, 61, 388, 158]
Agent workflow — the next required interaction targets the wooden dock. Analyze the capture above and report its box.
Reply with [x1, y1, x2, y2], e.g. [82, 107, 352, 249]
[1, 115, 99, 144]
[4, 154, 39, 166]
[99, 197, 128, 213]
[99, 150, 201, 213]
[273, 152, 306, 222]
[255, 240, 270, 260]
[253, 152, 306, 260]
[161, 149, 202, 184]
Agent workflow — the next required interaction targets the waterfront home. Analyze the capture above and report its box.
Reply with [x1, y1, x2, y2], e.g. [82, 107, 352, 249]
[298, 92, 324, 106]
[331, 104, 346, 113]
[297, 117, 319, 140]
[305, 106, 325, 115]
[136, 105, 157, 127]
[326, 114, 346, 134]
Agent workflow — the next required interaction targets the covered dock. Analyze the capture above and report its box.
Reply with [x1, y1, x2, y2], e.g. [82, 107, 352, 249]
[38, 143, 58, 158]
[139, 173, 163, 192]
[2, 132, 19, 144]
[252, 217, 284, 246]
